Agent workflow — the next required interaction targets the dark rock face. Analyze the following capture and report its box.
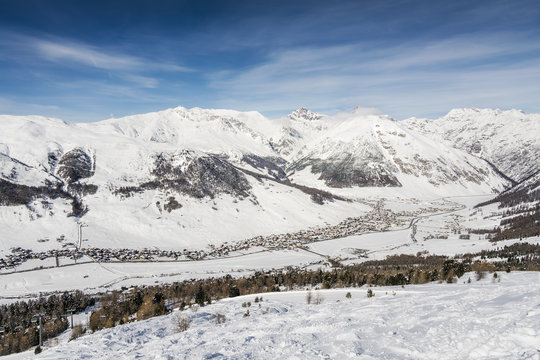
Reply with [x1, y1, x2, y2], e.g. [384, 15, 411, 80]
[163, 197, 182, 212]
[290, 153, 401, 188]
[0, 179, 58, 206]
[47, 151, 60, 172]
[311, 159, 401, 187]
[57, 148, 94, 184]
[241, 154, 287, 179]
[156, 153, 251, 198]
[116, 151, 252, 199]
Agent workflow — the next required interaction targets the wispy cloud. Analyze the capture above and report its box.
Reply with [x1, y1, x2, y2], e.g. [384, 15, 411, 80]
[32, 38, 191, 72]
[35, 40, 138, 70]
[0, 30, 197, 120]
[0, 97, 60, 113]
[116, 74, 159, 89]
[1, 0, 539, 123]
[209, 31, 540, 118]
[0, 31, 192, 81]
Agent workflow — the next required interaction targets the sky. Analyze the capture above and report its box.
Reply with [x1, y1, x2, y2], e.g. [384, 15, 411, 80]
[0, 0, 539, 122]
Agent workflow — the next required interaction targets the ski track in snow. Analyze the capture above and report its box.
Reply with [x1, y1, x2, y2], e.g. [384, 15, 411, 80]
[6, 272, 540, 360]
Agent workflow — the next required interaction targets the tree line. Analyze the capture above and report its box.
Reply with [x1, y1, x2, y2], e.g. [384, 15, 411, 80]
[0, 291, 94, 355]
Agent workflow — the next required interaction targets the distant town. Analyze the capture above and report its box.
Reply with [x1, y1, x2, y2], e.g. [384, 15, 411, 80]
[0, 201, 460, 271]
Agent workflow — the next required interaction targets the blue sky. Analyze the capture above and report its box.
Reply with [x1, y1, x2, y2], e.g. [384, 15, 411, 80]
[1, 0, 539, 122]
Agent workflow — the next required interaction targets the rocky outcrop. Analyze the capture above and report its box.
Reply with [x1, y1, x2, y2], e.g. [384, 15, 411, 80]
[290, 155, 401, 188]
[57, 148, 94, 184]
[241, 154, 287, 179]
[116, 150, 251, 199]
[288, 107, 323, 122]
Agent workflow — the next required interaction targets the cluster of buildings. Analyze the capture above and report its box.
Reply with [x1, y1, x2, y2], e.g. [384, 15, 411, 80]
[1, 201, 460, 271]
[0, 246, 226, 270]
[0, 247, 86, 270]
[0, 247, 34, 269]
[0, 247, 197, 270]
[208, 204, 409, 256]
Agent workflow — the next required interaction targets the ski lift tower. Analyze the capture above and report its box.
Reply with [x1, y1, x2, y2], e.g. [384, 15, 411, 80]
[31, 313, 46, 347]
[65, 309, 76, 329]
[77, 222, 88, 250]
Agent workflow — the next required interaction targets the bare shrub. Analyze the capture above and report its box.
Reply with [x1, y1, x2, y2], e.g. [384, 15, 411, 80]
[174, 313, 191, 332]
[215, 313, 226, 324]
[475, 270, 485, 281]
[314, 291, 323, 305]
[69, 324, 86, 341]
[306, 290, 313, 304]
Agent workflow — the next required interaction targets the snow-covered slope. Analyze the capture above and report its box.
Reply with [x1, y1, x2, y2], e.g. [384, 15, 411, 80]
[15, 272, 540, 360]
[0, 153, 60, 188]
[84, 106, 278, 158]
[473, 169, 540, 243]
[0, 109, 358, 252]
[287, 111, 505, 196]
[0, 106, 513, 253]
[484, 170, 540, 208]
[403, 108, 540, 183]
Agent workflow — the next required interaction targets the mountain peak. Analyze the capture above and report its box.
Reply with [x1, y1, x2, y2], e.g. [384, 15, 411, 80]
[288, 108, 322, 122]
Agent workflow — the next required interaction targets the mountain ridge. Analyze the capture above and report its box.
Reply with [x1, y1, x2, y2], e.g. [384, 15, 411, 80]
[403, 107, 540, 183]
[1, 105, 533, 252]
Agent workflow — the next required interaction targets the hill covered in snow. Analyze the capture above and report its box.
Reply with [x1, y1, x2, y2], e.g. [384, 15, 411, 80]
[403, 108, 540, 183]
[11, 271, 540, 360]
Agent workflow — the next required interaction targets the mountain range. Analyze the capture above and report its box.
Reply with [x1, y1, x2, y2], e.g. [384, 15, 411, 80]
[0, 106, 537, 252]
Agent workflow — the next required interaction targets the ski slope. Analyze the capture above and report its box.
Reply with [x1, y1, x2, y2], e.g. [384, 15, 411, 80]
[7, 271, 540, 360]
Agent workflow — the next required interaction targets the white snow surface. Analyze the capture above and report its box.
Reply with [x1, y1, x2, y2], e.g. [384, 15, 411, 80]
[8, 271, 540, 360]
[403, 108, 540, 182]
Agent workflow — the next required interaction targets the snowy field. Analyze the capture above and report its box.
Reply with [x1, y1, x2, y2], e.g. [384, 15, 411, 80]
[0, 249, 321, 302]
[2, 195, 539, 302]
[6, 271, 540, 360]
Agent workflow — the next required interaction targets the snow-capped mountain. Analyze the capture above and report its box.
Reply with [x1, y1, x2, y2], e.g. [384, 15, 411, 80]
[286, 111, 504, 194]
[0, 106, 521, 252]
[403, 108, 540, 183]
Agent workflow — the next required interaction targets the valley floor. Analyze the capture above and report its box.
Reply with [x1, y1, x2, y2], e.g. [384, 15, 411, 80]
[1, 195, 539, 301]
[6, 271, 540, 360]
